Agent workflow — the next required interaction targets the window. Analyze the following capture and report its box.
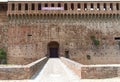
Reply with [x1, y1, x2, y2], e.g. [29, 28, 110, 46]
[77, 3, 81, 10]
[64, 3, 67, 10]
[25, 4, 28, 10]
[115, 37, 120, 40]
[65, 51, 69, 58]
[45, 3, 48, 7]
[51, 3, 54, 7]
[91, 3, 94, 10]
[12, 3, 15, 10]
[110, 3, 113, 10]
[31, 3, 35, 10]
[38, 3, 41, 10]
[97, 3, 100, 10]
[84, 3, 87, 10]
[0, 4, 7, 11]
[116, 3, 119, 10]
[58, 3, 61, 7]
[103, 3, 106, 10]
[18, 3, 21, 10]
[71, 3, 74, 10]
[78, 3, 81, 8]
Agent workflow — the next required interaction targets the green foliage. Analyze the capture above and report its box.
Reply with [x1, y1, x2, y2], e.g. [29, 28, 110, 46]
[0, 49, 6, 64]
[90, 35, 100, 46]
[0, 49, 6, 59]
[93, 39, 100, 46]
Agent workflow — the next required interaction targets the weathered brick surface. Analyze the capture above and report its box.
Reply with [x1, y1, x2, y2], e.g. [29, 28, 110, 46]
[0, 57, 48, 80]
[61, 57, 120, 79]
[81, 67, 118, 79]
[6, 16, 120, 64]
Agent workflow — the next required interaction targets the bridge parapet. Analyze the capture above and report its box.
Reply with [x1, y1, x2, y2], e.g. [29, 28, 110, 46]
[61, 57, 120, 79]
[0, 57, 48, 80]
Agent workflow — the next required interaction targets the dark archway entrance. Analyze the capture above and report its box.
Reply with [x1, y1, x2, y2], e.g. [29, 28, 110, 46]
[48, 41, 59, 58]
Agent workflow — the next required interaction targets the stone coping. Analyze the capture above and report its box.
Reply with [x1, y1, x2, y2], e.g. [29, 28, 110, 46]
[60, 57, 120, 67]
[0, 57, 47, 68]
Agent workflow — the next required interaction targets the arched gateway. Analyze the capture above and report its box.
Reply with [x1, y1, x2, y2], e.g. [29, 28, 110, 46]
[48, 41, 59, 58]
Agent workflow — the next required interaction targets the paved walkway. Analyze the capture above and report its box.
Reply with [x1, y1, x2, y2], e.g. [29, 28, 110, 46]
[33, 58, 81, 82]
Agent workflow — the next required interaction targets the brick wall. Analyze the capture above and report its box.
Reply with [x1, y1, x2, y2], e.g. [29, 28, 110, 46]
[0, 57, 48, 80]
[61, 57, 120, 79]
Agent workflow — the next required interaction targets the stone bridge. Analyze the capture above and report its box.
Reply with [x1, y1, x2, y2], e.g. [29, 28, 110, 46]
[0, 57, 120, 82]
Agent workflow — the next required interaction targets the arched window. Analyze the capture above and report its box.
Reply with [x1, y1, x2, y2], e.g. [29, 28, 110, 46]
[71, 3, 74, 10]
[64, 3, 67, 10]
[25, 4, 28, 10]
[18, 3, 21, 10]
[12, 3, 15, 10]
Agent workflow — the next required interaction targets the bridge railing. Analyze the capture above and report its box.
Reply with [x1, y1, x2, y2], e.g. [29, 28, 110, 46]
[0, 57, 48, 80]
[60, 57, 120, 79]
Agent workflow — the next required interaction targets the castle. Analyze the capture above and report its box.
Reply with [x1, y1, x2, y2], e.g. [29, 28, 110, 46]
[0, 0, 120, 65]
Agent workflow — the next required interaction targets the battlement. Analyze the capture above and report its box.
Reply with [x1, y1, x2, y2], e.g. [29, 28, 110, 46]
[7, 1, 120, 16]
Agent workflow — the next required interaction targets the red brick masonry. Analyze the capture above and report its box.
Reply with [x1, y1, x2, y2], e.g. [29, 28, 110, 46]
[0, 57, 48, 80]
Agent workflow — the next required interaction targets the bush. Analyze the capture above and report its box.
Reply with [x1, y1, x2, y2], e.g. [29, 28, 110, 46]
[90, 35, 100, 46]
[0, 49, 6, 64]
[93, 39, 100, 46]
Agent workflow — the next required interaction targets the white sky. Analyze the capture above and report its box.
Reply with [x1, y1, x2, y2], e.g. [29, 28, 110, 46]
[0, 0, 120, 2]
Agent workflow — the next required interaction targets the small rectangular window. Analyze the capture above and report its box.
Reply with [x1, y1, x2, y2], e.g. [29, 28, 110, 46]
[91, 3, 94, 10]
[97, 3, 100, 10]
[51, 3, 54, 7]
[110, 3, 113, 10]
[45, 3, 48, 7]
[38, 3, 41, 10]
[115, 37, 120, 40]
[31, 3, 35, 10]
[58, 3, 61, 7]
[77, 3, 81, 11]
[103, 3, 106, 10]
[116, 3, 119, 10]
[84, 3, 87, 10]
[91, 3, 94, 8]
[25, 4, 28, 10]
[78, 3, 81, 8]
[64, 3, 67, 10]
[12, 3, 15, 10]
[18, 3, 21, 10]
[71, 3, 74, 10]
